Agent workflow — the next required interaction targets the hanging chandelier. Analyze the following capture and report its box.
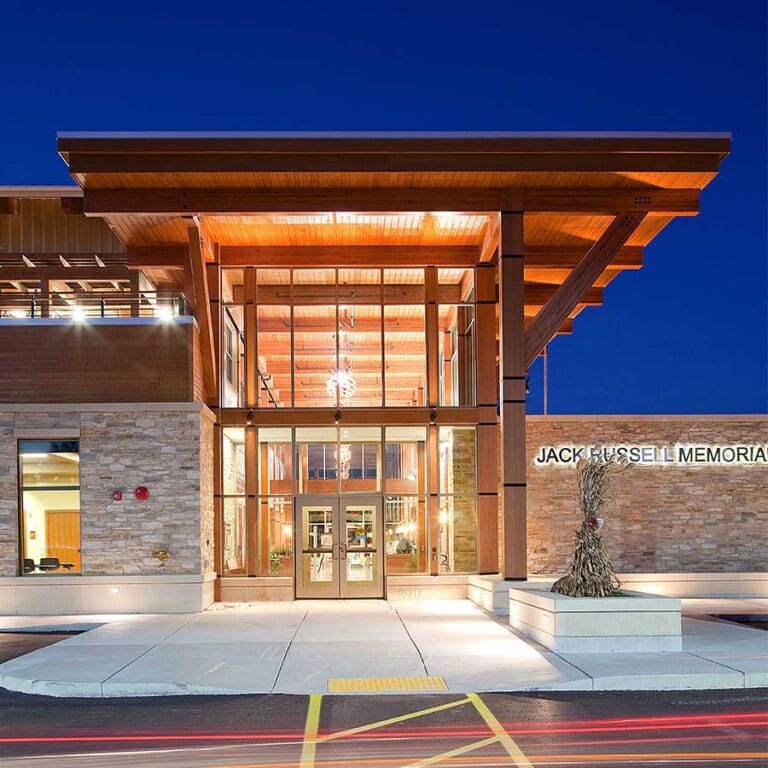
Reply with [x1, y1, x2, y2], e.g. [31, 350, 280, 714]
[335, 443, 352, 480]
[326, 366, 357, 406]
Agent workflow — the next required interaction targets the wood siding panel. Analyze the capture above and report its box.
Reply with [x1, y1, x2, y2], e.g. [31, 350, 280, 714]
[0, 198, 123, 254]
[0, 322, 193, 403]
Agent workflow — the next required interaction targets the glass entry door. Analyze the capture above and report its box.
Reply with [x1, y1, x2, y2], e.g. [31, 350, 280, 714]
[295, 496, 383, 598]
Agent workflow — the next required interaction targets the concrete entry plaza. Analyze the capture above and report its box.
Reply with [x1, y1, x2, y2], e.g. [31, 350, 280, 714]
[0, 599, 765, 697]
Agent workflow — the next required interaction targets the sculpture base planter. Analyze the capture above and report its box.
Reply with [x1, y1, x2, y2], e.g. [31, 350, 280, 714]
[509, 583, 682, 652]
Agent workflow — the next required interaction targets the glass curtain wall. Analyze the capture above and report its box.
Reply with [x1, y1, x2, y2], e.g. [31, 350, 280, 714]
[221, 428, 246, 575]
[220, 268, 448, 409]
[220, 425, 477, 577]
[221, 269, 246, 408]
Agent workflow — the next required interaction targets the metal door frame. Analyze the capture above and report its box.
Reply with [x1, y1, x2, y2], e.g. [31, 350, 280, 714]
[294, 494, 385, 599]
[294, 495, 340, 599]
[339, 494, 384, 599]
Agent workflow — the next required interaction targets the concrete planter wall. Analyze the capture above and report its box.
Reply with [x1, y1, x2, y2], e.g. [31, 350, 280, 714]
[509, 583, 682, 652]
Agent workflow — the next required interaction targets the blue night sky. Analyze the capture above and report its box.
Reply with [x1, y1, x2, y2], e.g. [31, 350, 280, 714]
[1, 0, 765, 414]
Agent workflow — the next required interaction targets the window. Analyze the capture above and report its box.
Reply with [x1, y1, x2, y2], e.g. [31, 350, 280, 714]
[222, 428, 246, 575]
[19, 439, 81, 575]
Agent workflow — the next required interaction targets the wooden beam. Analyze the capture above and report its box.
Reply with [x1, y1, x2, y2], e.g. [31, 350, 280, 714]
[187, 224, 217, 403]
[0, 198, 18, 215]
[215, 406, 482, 427]
[526, 283, 601, 306]
[498, 199, 527, 581]
[59, 133, 731, 156]
[64, 144, 725, 174]
[524, 245, 643, 270]
[478, 214, 500, 263]
[82, 187, 699, 215]
[220, 245, 478, 267]
[524, 189, 699, 216]
[60, 197, 84, 215]
[130, 243, 640, 271]
[525, 213, 647, 366]
[126, 246, 187, 269]
[0, 267, 131, 282]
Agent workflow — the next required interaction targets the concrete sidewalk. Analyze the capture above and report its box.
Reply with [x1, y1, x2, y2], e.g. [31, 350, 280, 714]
[0, 599, 765, 697]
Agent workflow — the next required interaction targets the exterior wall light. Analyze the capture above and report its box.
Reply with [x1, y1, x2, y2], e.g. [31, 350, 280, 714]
[155, 305, 175, 321]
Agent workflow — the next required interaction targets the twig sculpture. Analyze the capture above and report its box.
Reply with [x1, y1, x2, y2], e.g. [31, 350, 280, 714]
[551, 453, 629, 597]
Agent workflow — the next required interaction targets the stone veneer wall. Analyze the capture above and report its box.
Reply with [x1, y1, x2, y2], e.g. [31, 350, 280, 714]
[0, 404, 214, 577]
[526, 416, 767, 574]
[442, 427, 478, 573]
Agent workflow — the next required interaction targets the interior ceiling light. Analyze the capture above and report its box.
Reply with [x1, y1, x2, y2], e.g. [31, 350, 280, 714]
[326, 367, 357, 406]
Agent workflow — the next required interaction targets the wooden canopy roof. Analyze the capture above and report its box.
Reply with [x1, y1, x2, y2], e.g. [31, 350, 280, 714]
[5, 132, 731, 370]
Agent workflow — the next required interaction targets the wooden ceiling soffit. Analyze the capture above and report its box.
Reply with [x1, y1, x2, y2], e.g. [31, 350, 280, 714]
[81, 188, 700, 216]
[187, 224, 217, 402]
[524, 212, 647, 366]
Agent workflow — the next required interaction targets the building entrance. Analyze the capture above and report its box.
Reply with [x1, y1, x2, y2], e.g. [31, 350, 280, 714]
[295, 495, 384, 598]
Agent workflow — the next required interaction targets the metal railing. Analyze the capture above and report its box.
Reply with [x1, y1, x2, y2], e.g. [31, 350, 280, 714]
[0, 291, 188, 320]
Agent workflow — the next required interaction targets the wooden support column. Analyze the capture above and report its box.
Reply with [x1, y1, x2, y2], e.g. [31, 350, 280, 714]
[245, 425, 258, 576]
[499, 197, 527, 580]
[207, 260, 221, 404]
[425, 266, 441, 575]
[428, 423, 439, 576]
[245, 267, 258, 407]
[425, 266, 439, 407]
[39, 277, 50, 318]
[129, 271, 140, 317]
[475, 262, 499, 574]
[259, 442, 270, 576]
[187, 224, 218, 404]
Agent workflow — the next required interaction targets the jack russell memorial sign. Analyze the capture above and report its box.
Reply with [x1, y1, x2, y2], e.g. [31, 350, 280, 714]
[533, 443, 768, 467]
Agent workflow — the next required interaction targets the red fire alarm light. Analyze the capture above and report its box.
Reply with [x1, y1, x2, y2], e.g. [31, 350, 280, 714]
[134, 486, 150, 501]
[111, 490, 123, 502]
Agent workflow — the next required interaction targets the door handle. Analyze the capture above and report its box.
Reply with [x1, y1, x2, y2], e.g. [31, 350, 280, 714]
[332, 543, 339, 560]
[339, 543, 346, 560]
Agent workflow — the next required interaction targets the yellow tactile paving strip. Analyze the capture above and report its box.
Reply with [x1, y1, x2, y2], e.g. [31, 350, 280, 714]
[326, 675, 448, 693]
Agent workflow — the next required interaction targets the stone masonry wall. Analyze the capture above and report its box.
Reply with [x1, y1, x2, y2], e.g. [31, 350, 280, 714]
[0, 405, 214, 577]
[526, 416, 767, 574]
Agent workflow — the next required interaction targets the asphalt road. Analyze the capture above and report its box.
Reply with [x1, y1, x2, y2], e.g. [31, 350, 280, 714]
[0, 633, 765, 767]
